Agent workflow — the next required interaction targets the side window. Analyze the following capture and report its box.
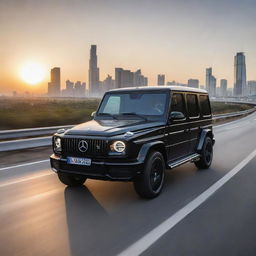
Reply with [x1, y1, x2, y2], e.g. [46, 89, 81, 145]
[199, 95, 211, 116]
[186, 94, 199, 118]
[171, 93, 186, 114]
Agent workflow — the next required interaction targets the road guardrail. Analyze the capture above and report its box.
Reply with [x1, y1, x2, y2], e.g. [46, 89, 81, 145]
[212, 107, 256, 120]
[0, 102, 255, 152]
[0, 136, 51, 152]
[0, 125, 73, 140]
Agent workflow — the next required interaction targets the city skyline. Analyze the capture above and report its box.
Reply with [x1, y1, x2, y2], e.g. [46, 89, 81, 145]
[1, 0, 256, 94]
[7, 45, 256, 97]
[4, 45, 255, 96]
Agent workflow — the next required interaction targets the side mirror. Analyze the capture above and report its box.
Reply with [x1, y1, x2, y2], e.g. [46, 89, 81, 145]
[169, 111, 185, 121]
[91, 111, 96, 118]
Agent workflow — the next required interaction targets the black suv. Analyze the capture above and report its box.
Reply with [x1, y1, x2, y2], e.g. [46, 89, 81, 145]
[50, 86, 215, 198]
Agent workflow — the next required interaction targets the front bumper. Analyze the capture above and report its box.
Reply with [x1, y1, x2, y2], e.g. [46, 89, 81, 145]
[50, 154, 144, 181]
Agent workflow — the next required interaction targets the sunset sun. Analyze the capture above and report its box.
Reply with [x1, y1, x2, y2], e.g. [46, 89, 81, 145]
[20, 63, 46, 85]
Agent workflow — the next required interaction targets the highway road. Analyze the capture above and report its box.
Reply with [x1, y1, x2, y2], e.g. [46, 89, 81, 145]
[1, 112, 256, 256]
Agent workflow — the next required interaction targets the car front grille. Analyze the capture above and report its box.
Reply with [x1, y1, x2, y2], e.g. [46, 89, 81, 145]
[62, 137, 108, 157]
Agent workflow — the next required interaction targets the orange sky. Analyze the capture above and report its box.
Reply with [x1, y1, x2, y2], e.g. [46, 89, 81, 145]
[1, 0, 256, 94]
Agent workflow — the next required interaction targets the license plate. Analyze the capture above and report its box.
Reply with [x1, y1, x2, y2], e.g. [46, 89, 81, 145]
[67, 157, 91, 166]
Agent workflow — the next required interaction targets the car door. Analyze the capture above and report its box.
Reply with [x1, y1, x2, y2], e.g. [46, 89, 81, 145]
[186, 93, 201, 154]
[166, 92, 190, 162]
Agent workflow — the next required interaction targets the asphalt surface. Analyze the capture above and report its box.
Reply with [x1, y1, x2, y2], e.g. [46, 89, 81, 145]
[1, 112, 256, 256]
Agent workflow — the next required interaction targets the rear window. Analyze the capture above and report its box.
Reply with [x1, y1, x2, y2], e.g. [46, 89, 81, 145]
[186, 94, 199, 117]
[171, 93, 186, 115]
[199, 95, 211, 116]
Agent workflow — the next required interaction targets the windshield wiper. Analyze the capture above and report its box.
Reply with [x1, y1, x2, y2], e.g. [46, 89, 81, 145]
[119, 112, 147, 121]
[97, 113, 118, 120]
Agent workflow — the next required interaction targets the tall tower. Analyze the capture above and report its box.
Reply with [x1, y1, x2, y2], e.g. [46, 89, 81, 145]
[88, 45, 99, 96]
[205, 68, 212, 92]
[48, 67, 61, 96]
[220, 79, 227, 97]
[234, 52, 247, 97]
[205, 67, 216, 97]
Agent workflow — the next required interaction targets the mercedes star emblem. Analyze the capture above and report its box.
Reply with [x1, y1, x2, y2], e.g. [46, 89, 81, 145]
[78, 140, 88, 152]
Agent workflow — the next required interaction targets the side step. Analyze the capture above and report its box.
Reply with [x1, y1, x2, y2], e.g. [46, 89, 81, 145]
[167, 153, 201, 169]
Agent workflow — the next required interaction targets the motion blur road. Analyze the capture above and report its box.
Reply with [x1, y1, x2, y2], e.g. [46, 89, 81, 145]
[1, 112, 256, 256]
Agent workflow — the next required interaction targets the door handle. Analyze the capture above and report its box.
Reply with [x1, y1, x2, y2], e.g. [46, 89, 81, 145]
[184, 128, 190, 132]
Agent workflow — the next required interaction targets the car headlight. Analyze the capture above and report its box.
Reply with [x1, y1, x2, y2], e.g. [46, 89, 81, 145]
[53, 137, 62, 153]
[111, 141, 126, 153]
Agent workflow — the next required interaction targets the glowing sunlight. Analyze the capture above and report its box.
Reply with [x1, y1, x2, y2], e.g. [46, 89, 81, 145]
[20, 62, 46, 85]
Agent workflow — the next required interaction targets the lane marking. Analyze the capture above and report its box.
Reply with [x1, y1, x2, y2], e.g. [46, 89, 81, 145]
[0, 159, 49, 171]
[118, 148, 256, 256]
[0, 172, 53, 188]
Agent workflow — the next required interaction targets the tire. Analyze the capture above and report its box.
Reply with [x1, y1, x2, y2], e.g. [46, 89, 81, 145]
[58, 172, 87, 187]
[133, 151, 165, 199]
[195, 136, 213, 169]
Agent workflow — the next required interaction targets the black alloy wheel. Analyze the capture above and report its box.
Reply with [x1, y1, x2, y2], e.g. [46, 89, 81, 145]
[195, 136, 213, 169]
[150, 157, 164, 192]
[134, 151, 165, 199]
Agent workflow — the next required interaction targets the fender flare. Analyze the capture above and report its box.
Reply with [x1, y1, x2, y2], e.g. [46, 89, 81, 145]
[197, 129, 214, 152]
[136, 141, 166, 163]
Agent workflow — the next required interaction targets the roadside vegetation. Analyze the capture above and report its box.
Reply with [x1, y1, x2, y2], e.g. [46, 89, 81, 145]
[0, 97, 100, 130]
[210, 101, 252, 114]
[0, 97, 253, 129]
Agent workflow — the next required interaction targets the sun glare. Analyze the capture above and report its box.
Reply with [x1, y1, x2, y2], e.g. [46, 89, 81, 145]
[20, 63, 46, 85]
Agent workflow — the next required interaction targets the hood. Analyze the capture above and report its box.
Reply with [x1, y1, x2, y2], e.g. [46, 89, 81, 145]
[65, 119, 165, 137]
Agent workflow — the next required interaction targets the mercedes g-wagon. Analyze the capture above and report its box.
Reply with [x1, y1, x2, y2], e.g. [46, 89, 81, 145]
[50, 86, 215, 198]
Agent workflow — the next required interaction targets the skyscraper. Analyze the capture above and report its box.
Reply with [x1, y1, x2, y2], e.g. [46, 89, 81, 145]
[74, 81, 86, 97]
[134, 69, 148, 87]
[102, 75, 115, 93]
[115, 68, 134, 88]
[115, 68, 148, 88]
[157, 74, 165, 85]
[220, 79, 227, 97]
[48, 67, 61, 96]
[248, 81, 256, 96]
[188, 79, 199, 88]
[206, 68, 211, 92]
[234, 52, 247, 97]
[65, 79, 74, 97]
[88, 45, 99, 96]
[205, 67, 216, 97]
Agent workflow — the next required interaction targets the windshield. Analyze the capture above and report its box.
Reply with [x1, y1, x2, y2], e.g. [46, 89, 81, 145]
[97, 91, 168, 120]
